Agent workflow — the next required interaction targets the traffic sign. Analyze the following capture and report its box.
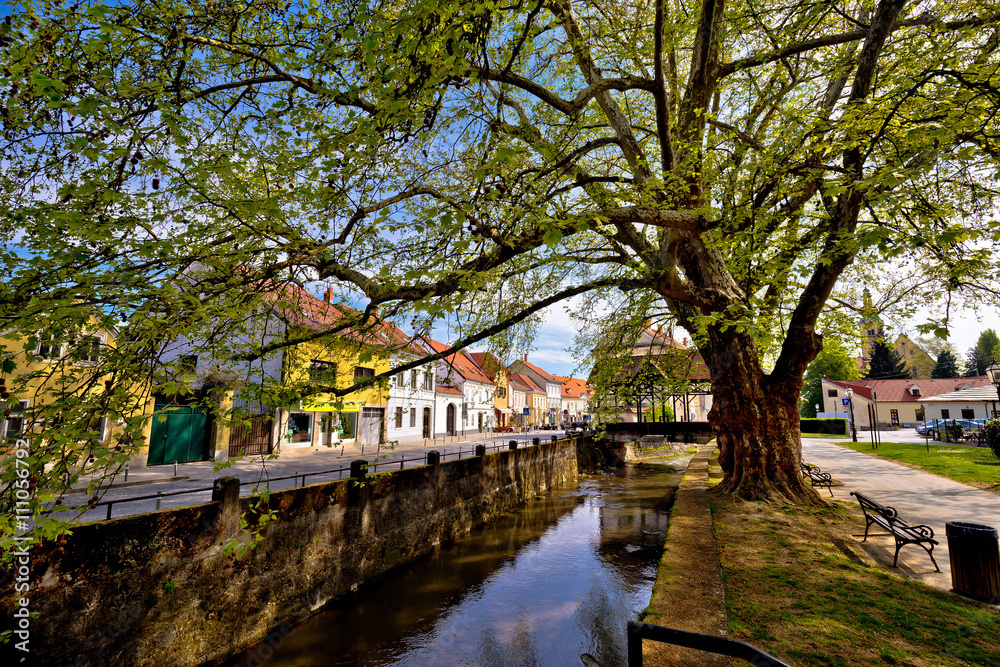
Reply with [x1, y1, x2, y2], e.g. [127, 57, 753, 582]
[841, 398, 850, 406]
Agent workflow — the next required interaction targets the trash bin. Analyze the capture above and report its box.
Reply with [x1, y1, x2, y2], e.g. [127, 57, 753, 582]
[946, 522, 1000, 602]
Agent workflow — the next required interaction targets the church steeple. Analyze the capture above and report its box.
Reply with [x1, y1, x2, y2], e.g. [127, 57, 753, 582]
[860, 287, 881, 358]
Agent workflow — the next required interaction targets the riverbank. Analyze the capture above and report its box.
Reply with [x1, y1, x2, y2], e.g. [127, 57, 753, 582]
[644, 443, 1000, 666]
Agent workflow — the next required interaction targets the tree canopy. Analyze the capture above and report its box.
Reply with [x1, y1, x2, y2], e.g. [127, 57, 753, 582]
[3, 0, 1000, 533]
[964, 329, 1000, 376]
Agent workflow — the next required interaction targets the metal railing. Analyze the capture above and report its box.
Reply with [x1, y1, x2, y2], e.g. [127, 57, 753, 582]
[626, 622, 791, 667]
[77, 434, 569, 520]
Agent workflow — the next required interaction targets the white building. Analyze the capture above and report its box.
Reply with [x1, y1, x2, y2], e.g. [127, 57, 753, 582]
[921, 385, 1000, 421]
[385, 325, 436, 442]
[421, 337, 495, 436]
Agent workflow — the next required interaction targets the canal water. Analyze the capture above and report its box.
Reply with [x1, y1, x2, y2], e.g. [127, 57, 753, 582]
[226, 461, 685, 667]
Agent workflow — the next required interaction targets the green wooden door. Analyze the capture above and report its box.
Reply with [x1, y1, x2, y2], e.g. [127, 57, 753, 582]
[147, 403, 212, 465]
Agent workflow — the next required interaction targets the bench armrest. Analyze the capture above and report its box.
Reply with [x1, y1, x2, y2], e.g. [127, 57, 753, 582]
[906, 523, 935, 540]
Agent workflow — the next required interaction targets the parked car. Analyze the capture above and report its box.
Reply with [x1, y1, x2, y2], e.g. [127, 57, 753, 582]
[917, 419, 981, 440]
[565, 421, 589, 435]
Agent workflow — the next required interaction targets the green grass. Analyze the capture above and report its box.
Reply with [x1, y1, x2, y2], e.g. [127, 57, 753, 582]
[716, 497, 1000, 665]
[838, 440, 1000, 492]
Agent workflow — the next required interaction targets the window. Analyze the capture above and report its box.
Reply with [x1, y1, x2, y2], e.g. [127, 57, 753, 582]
[309, 360, 337, 384]
[410, 407, 416, 428]
[37, 332, 62, 360]
[827, 389, 837, 397]
[354, 366, 375, 379]
[394, 407, 403, 428]
[915, 409, 924, 421]
[497, 386, 507, 398]
[941, 409, 950, 419]
[72, 335, 102, 363]
[890, 409, 899, 426]
[423, 373, 433, 391]
[179, 355, 198, 373]
[2, 400, 28, 440]
[411, 369, 418, 388]
[961, 409, 975, 419]
[395, 372, 404, 387]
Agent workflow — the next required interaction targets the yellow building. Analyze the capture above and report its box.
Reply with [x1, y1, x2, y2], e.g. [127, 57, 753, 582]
[0, 314, 153, 467]
[272, 285, 391, 449]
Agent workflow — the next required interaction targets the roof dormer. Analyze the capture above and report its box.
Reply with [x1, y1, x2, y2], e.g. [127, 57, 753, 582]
[908, 385, 921, 397]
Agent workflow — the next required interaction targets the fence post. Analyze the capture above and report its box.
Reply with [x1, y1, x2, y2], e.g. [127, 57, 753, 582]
[627, 621, 643, 666]
[475, 444, 486, 457]
[509, 440, 517, 451]
[350, 459, 368, 478]
[212, 476, 241, 538]
[426, 450, 440, 466]
[532, 437, 540, 447]
[551, 435, 558, 444]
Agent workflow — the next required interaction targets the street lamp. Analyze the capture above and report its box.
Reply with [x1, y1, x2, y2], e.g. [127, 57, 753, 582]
[845, 387, 858, 442]
[987, 360, 1000, 418]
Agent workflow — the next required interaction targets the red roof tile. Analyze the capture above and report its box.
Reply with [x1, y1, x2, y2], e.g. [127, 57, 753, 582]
[825, 377, 991, 402]
[436, 386, 463, 396]
[422, 338, 493, 384]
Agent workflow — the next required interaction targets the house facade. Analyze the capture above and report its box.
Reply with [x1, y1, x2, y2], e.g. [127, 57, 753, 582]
[557, 376, 592, 424]
[469, 352, 511, 427]
[421, 338, 496, 436]
[507, 371, 528, 427]
[821, 376, 992, 428]
[509, 356, 562, 426]
[919, 385, 1000, 421]
[0, 315, 137, 461]
[386, 325, 436, 442]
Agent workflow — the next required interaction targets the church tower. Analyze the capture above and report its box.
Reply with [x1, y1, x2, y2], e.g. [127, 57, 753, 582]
[860, 287, 880, 359]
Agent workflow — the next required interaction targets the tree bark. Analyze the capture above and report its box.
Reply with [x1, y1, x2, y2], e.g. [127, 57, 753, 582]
[702, 328, 823, 504]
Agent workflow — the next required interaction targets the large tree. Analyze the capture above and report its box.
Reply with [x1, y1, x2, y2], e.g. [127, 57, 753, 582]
[964, 329, 1000, 376]
[3, 0, 1000, 525]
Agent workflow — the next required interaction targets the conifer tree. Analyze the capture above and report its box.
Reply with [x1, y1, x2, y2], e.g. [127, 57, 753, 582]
[931, 350, 961, 378]
[866, 336, 911, 379]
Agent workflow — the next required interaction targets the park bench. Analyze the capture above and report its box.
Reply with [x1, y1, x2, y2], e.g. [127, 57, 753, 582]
[800, 462, 833, 496]
[850, 491, 940, 571]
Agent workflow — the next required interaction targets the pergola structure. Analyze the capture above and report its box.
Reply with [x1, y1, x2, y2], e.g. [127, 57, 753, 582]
[590, 326, 712, 423]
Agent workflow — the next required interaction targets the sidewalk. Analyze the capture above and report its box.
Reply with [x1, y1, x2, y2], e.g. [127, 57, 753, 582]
[803, 437, 1000, 595]
[77, 428, 557, 489]
[60, 429, 566, 522]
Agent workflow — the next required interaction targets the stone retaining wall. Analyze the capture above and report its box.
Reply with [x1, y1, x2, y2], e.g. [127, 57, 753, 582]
[1, 438, 582, 666]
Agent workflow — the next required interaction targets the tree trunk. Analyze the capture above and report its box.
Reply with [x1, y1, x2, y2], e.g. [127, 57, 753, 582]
[703, 328, 823, 504]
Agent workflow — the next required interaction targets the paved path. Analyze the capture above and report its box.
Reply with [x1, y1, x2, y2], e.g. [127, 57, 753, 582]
[56, 429, 569, 523]
[803, 438, 1000, 594]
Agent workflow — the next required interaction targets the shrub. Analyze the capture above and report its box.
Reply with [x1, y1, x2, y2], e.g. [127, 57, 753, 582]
[985, 419, 1000, 460]
[799, 418, 847, 435]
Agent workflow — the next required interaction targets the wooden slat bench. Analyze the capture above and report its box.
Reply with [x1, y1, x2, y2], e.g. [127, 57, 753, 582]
[850, 491, 940, 571]
[800, 462, 833, 496]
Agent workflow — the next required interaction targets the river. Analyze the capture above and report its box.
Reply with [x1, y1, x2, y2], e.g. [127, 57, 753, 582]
[224, 460, 686, 667]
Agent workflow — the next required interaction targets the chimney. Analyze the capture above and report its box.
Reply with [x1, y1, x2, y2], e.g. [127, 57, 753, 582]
[524, 353, 528, 362]
[323, 288, 333, 303]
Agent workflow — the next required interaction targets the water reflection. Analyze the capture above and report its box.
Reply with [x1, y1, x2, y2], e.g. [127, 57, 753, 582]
[225, 462, 683, 667]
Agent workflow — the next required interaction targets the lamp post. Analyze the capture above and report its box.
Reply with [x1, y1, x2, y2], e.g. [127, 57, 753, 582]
[845, 387, 858, 442]
[987, 360, 1000, 419]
